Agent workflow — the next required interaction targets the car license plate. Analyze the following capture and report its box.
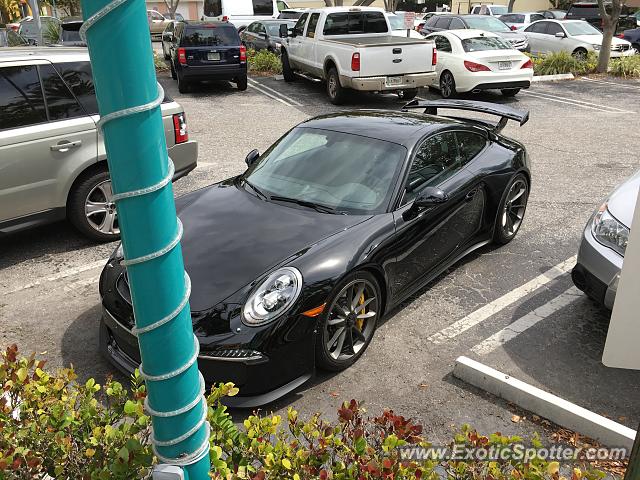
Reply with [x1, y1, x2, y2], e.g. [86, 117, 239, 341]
[207, 52, 220, 61]
[498, 61, 511, 70]
[386, 76, 403, 87]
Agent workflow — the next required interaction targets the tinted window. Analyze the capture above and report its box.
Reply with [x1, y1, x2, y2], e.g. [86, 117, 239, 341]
[456, 131, 486, 163]
[293, 13, 308, 36]
[530, 13, 545, 22]
[566, 4, 600, 17]
[253, 0, 274, 15]
[181, 25, 239, 45]
[546, 22, 564, 35]
[404, 132, 459, 199]
[525, 21, 548, 33]
[433, 35, 452, 52]
[323, 12, 388, 35]
[425, 15, 440, 26]
[307, 13, 320, 37]
[434, 16, 452, 29]
[364, 12, 388, 33]
[462, 36, 509, 51]
[506, 14, 525, 22]
[203, 0, 222, 17]
[450, 17, 465, 28]
[61, 28, 82, 42]
[39, 64, 85, 120]
[0, 65, 47, 130]
[53, 61, 98, 115]
[278, 11, 301, 19]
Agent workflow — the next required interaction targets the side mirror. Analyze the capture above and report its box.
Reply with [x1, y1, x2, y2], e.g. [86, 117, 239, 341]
[245, 149, 260, 167]
[555, 31, 566, 38]
[279, 23, 289, 38]
[414, 187, 449, 208]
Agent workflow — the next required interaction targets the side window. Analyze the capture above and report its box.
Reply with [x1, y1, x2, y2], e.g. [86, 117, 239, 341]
[456, 131, 486, 164]
[293, 12, 308, 36]
[256, 23, 266, 34]
[0, 65, 47, 130]
[403, 132, 459, 202]
[526, 21, 548, 33]
[434, 17, 452, 29]
[252, 0, 274, 16]
[434, 35, 452, 52]
[425, 16, 439, 26]
[276, 0, 288, 11]
[52, 61, 98, 115]
[530, 13, 545, 22]
[306, 13, 320, 38]
[546, 22, 563, 35]
[39, 63, 85, 121]
[150, 11, 164, 20]
[449, 17, 465, 29]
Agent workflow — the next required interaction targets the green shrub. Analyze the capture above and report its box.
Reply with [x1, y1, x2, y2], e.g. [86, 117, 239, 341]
[530, 51, 598, 76]
[1, 345, 610, 479]
[247, 48, 282, 75]
[154, 51, 169, 72]
[609, 55, 640, 78]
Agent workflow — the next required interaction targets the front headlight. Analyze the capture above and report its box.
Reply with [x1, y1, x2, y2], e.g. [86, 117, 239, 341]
[243, 267, 302, 326]
[591, 44, 601, 50]
[592, 203, 629, 256]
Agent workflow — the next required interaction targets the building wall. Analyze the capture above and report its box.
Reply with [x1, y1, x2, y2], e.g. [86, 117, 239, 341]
[450, 0, 550, 14]
[146, 0, 203, 20]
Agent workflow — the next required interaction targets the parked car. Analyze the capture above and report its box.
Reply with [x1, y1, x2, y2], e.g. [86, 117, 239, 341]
[537, 9, 566, 19]
[168, 21, 248, 93]
[422, 14, 529, 51]
[425, 30, 532, 98]
[499, 12, 546, 30]
[619, 27, 640, 52]
[278, 8, 307, 20]
[148, 10, 172, 39]
[565, 2, 637, 34]
[60, 18, 85, 46]
[470, 4, 509, 16]
[0, 48, 197, 241]
[415, 11, 449, 34]
[18, 16, 60, 44]
[279, 7, 437, 104]
[240, 19, 296, 51]
[523, 19, 635, 58]
[572, 170, 638, 309]
[0, 27, 29, 47]
[385, 12, 426, 38]
[161, 19, 183, 59]
[99, 99, 531, 407]
[203, 0, 291, 30]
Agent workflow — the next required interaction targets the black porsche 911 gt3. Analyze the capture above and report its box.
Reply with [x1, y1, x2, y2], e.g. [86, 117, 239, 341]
[99, 100, 531, 407]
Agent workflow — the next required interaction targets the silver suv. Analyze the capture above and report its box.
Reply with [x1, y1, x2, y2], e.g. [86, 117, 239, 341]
[0, 48, 198, 241]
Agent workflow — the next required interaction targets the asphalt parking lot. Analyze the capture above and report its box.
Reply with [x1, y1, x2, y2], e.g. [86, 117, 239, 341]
[1, 72, 639, 445]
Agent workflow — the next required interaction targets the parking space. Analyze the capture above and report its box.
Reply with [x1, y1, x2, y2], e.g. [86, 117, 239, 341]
[1, 71, 639, 445]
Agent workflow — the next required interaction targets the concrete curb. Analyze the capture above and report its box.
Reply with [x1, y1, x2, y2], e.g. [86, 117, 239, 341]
[453, 356, 637, 449]
[532, 73, 575, 82]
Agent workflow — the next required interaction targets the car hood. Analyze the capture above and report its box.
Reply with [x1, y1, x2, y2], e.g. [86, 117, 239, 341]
[177, 181, 371, 311]
[571, 34, 630, 46]
[607, 171, 640, 228]
[496, 30, 527, 41]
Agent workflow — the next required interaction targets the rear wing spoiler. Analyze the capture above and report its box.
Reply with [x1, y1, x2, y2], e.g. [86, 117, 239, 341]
[401, 99, 529, 132]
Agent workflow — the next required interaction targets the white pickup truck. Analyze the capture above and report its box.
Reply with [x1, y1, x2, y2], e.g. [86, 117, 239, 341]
[279, 7, 437, 104]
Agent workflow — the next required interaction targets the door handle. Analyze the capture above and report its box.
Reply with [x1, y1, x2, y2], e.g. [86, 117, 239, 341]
[50, 140, 82, 152]
[465, 189, 478, 202]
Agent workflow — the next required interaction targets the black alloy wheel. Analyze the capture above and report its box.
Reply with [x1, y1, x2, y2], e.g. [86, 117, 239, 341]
[494, 173, 529, 245]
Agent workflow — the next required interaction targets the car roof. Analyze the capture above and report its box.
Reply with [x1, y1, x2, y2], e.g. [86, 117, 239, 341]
[298, 111, 461, 147]
[0, 46, 88, 63]
[184, 21, 235, 27]
[307, 6, 384, 13]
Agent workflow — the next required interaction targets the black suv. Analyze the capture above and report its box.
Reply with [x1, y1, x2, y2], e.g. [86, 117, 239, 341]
[168, 21, 247, 93]
[565, 2, 637, 34]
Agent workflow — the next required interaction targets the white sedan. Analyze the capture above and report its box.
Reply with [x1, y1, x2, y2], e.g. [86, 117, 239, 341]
[522, 19, 635, 58]
[425, 29, 533, 98]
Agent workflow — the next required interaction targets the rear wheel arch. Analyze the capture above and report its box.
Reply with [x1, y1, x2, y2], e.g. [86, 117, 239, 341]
[65, 160, 109, 210]
[323, 58, 337, 78]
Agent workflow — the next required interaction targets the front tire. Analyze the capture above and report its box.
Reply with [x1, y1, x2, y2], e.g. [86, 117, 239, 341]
[326, 67, 346, 105]
[493, 173, 529, 245]
[501, 88, 520, 97]
[572, 48, 587, 60]
[67, 167, 120, 242]
[281, 50, 295, 82]
[315, 271, 381, 371]
[439, 70, 457, 99]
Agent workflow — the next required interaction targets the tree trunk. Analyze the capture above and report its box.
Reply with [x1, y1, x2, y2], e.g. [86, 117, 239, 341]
[597, 21, 615, 72]
[323, 0, 333, 6]
[507, 0, 516, 12]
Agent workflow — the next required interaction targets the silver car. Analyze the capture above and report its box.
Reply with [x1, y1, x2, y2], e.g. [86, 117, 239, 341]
[572, 171, 638, 309]
[0, 48, 198, 241]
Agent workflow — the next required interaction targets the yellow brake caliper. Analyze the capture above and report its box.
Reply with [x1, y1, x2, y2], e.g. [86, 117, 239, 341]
[356, 293, 365, 331]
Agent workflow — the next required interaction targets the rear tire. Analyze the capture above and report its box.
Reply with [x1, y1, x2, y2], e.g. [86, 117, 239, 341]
[439, 70, 457, 99]
[236, 75, 248, 91]
[493, 173, 529, 245]
[67, 167, 120, 242]
[326, 67, 346, 105]
[282, 50, 295, 82]
[501, 88, 520, 97]
[177, 73, 190, 93]
[397, 88, 418, 100]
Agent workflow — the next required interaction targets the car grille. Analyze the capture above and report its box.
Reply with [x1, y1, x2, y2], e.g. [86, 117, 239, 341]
[612, 44, 630, 51]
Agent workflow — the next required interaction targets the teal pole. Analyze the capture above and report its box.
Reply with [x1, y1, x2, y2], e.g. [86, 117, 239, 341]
[79, 0, 210, 478]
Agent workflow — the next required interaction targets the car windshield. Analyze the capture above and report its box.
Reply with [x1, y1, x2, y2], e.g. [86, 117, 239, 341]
[564, 21, 601, 35]
[462, 36, 510, 51]
[490, 6, 509, 14]
[387, 14, 405, 30]
[182, 26, 238, 46]
[244, 127, 406, 214]
[464, 16, 511, 32]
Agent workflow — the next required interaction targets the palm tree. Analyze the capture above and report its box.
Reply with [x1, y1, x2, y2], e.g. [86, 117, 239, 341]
[0, 0, 20, 23]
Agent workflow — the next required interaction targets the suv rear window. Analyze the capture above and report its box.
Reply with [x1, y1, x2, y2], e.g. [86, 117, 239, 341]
[181, 25, 239, 46]
[566, 4, 600, 17]
[323, 11, 388, 35]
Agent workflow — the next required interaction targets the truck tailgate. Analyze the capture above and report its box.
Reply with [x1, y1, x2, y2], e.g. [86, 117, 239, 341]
[330, 36, 435, 78]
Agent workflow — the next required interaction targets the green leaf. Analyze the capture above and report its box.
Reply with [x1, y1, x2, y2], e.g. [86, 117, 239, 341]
[354, 436, 367, 456]
[117, 446, 129, 463]
[16, 367, 28, 382]
[124, 400, 137, 415]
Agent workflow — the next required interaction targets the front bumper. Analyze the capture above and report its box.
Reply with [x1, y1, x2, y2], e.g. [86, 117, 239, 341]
[572, 223, 623, 309]
[168, 140, 198, 180]
[343, 71, 437, 91]
[609, 48, 636, 58]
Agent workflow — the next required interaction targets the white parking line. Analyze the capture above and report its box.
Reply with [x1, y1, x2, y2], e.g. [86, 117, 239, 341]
[522, 91, 635, 113]
[248, 83, 295, 107]
[247, 78, 303, 106]
[470, 286, 582, 355]
[579, 76, 640, 90]
[3, 258, 107, 296]
[428, 256, 576, 344]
